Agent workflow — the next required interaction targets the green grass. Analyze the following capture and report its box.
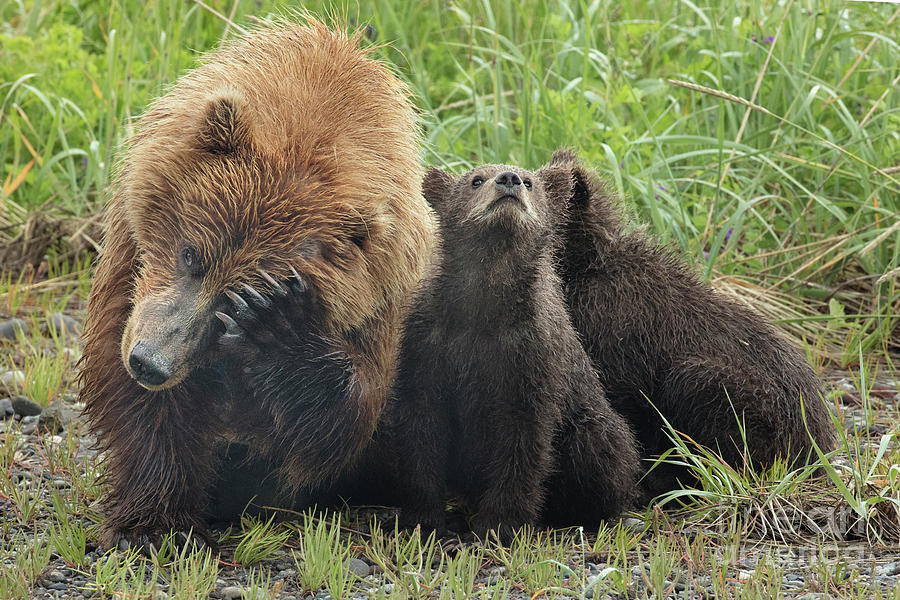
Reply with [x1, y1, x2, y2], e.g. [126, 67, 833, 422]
[1, 1, 899, 599]
[1, 0, 898, 360]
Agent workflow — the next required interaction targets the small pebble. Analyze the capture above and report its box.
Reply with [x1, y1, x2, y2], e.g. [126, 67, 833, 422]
[38, 400, 80, 433]
[1, 370, 25, 392]
[875, 561, 900, 576]
[46, 570, 66, 583]
[623, 517, 645, 534]
[20, 414, 39, 435]
[221, 586, 242, 600]
[49, 312, 81, 337]
[345, 557, 371, 577]
[12, 395, 42, 417]
[737, 569, 753, 581]
[0, 318, 27, 340]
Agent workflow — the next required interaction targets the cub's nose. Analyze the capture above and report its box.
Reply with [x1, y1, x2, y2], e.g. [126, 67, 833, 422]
[495, 171, 522, 189]
[129, 342, 172, 387]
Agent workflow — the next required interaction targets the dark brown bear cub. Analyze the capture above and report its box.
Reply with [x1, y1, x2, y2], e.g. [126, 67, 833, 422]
[545, 150, 835, 497]
[373, 164, 640, 540]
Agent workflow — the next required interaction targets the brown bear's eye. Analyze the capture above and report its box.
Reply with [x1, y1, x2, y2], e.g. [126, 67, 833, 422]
[182, 246, 202, 275]
[523, 179, 532, 190]
[471, 176, 484, 188]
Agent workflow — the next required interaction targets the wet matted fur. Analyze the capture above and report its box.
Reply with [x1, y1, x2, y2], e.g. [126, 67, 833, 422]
[545, 149, 835, 498]
[355, 163, 640, 540]
[78, 18, 436, 548]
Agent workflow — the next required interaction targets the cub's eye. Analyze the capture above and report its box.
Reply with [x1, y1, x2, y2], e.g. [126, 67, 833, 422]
[523, 179, 533, 190]
[182, 246, 202, 274]
[471, 176, 484, 188]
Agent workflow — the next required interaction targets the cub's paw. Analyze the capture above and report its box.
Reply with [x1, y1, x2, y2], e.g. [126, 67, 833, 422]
[105, 528, 215, 557]
[397, 508, 447, 537]
[471, 516, 522, 546]
[216, 267, 314, 359]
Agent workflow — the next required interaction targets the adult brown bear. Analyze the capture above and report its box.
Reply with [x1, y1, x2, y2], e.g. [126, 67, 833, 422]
[78, 19, 436, 549]
[545, 150, 835, 497]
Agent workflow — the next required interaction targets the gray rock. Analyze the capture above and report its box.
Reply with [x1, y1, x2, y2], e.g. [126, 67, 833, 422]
[38, 400, 80, 433]
[20, 414, 38, 435]
[45, 569, 66, 583]
[344, 557, 370, 578]
[221, 586, 242, 600]
[875, 561, 900, 576]
[12, 395, 42, 417]
[623, 517, 645, 534]
[0, 370, 24, 393]
[49, 313, 81, 337]
[0, 318, 27, 340]
[0, 398, 13, 418]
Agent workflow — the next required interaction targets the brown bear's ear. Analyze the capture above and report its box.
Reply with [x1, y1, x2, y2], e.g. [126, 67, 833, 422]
[422, 167, 455, 212]
[198, 94, 248, 155]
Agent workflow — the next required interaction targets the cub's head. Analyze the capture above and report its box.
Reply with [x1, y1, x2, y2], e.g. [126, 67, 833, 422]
[423, 164, 571, 245]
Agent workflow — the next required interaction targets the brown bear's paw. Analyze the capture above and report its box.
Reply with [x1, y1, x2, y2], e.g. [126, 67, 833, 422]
[103, 526, 216, 556]
[216, 268, 315, 360]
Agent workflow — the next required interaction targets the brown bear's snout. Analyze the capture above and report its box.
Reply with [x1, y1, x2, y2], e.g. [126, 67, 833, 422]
[121, 286, 214, 390]
[128, 342, 173, 387]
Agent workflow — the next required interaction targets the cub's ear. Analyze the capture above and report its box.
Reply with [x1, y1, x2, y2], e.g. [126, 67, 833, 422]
[422, 167, 455, 212]
[538, 150, 596, 211]
[547, 148, 579, 168]
[536, 165, 575, 214]
[198, 93, 249, 155]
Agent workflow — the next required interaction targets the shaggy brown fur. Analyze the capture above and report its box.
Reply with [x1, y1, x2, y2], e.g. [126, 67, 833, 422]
[545, 150, 835, 497]
[360, 164, 640, 541]
[78, 19, 436, 549]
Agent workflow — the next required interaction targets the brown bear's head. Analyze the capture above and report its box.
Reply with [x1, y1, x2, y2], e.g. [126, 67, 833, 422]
[120, 94, 380, 389]
[111, 23, 430, 391]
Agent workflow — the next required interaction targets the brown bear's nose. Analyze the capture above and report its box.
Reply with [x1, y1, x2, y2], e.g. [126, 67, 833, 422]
[129, 342, 172, 387]
[495, 171, 522, 189]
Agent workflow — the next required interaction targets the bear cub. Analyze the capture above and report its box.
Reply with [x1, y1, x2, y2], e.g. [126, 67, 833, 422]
[373, 163, 640, 541]
[547, 150, 835, 497]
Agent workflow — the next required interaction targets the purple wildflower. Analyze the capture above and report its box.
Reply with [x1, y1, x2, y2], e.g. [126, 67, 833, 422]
[658, 183, 667, 192]
[81, 157, 88, 167]
[724, 227, 733, 241]
[765, 35, 775, 44]
[619, 160, 624, 169]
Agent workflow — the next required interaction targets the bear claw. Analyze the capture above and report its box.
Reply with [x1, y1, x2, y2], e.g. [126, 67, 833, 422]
[215, 311, 241, 335]
[258, 269, 287, 296]
[241, 284, 269, 309]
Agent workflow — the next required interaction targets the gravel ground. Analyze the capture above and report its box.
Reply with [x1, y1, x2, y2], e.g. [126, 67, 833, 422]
[2, 311, 900, 599]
